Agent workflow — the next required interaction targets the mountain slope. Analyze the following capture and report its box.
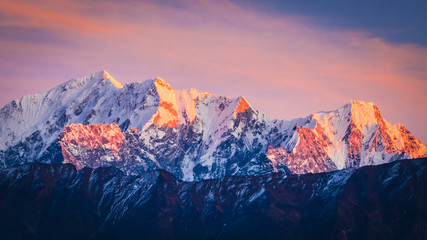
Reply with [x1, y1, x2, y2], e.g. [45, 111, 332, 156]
[267, 101, 426, 174]
[0, 158, 426, 239]
[0, 71, 425, 180]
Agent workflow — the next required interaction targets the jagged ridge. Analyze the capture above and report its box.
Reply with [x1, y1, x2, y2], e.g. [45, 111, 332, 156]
[0, 71, 425, 180]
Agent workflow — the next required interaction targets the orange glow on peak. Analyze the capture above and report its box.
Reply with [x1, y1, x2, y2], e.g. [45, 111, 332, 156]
[101, 71, 123, 89]
[234, 97, 250, 114]
[153, 101, 179, 127]
[154, 77, 173, 90]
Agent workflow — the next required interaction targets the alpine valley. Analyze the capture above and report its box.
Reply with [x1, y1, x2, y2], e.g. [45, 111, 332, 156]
[0, 71, 426, 239]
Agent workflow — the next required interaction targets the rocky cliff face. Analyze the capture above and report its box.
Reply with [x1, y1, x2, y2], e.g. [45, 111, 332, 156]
[267, 101, 427, 174]
[0, 71, 425, 180]
[0, 158, 426, 239]
[59, 123, 124, 169]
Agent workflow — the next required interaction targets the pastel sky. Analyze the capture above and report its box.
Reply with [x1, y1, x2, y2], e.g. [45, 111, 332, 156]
[1, 0, 427, 143]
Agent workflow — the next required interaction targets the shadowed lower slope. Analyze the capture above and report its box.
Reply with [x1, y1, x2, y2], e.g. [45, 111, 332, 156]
[0, 157, 426, 239]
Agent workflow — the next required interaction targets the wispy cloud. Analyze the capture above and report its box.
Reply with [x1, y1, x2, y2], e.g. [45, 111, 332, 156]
[1, 0, 426, 142]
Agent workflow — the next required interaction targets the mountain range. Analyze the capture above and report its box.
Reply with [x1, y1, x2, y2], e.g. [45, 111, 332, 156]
[1, 70, 427, 239]
[0, 70, 425, 180]
[1, 158, 426, 239]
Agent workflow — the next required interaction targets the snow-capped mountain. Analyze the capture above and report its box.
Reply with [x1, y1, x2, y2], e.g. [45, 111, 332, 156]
[267, 101, 427, 174]
[0, 71, 425, 180]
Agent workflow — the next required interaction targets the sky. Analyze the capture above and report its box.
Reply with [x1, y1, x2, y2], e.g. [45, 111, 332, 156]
[0, 0, 427, 143]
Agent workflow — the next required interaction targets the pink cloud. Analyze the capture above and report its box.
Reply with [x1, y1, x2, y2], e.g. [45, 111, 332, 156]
[0, 0, 426, 143]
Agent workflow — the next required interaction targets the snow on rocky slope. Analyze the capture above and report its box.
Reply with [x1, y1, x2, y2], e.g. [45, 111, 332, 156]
[267, 100, 427, 174]
[1, 158, 426, 239]
[0, 71, 425, 180]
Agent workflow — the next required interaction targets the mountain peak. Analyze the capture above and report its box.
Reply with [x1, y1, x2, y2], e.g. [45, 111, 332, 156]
[154, 77, 173, 90]
[349, 100, 376, 110]
[100, 70, 123, 89]
[234, 96, 251, 114]
[348, 100, 379, 129]
[1, 71, 426, 180]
